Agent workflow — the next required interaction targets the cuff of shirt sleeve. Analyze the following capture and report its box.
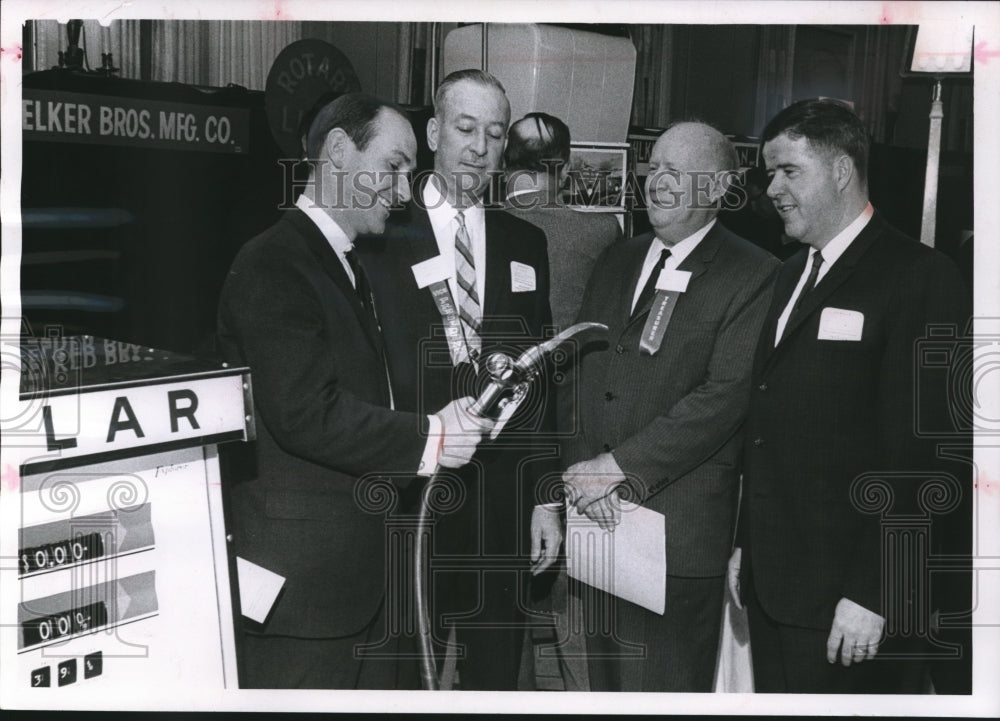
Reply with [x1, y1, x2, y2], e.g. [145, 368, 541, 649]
[417, 414, 443, 476]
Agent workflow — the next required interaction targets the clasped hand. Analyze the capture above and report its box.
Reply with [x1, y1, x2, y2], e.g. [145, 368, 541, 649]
[562, 452, 626, 530]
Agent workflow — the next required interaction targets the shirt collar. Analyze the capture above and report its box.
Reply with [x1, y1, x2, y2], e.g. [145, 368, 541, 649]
[423, 175, 485, 233]
[653, 217, 717, 265]
[506, 187, 540, 201]
[295, 194, 353, 256]
[814, 202, 874, 270]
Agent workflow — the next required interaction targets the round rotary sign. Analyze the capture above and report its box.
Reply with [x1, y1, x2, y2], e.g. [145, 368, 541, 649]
[265, 39, 362, 159]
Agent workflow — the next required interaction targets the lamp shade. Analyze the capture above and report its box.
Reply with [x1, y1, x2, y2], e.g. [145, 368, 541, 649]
[906, 25, 974, 75]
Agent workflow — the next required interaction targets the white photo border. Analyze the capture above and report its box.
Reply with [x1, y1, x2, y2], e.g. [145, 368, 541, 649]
[1, 1, 998, 716]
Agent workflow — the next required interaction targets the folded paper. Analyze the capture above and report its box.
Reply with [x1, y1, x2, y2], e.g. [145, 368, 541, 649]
[566, 501, 666, 614]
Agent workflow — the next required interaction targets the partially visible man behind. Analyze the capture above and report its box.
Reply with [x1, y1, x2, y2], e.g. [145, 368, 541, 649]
[502, 111, 623, 691]
[731, 98, 971, 693]
[217, 93, 489, 689]
[503, 112, 622, 331]
[562, 122, 779, 692]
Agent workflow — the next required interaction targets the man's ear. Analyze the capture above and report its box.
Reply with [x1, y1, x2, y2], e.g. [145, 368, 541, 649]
[833, 154, 855, 192]
[706, 171, 730, 205]
[427, 116, 439, 153]
[558, 163, 569, 189]
[322, 128, 350, 169]
[697, 170, 732, 207]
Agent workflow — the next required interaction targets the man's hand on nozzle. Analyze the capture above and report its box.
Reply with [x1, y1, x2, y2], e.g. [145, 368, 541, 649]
[435, 396, 495, 468]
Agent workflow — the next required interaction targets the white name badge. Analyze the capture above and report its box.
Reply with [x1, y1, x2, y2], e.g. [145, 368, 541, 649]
[511, 261, 536, 292]
[656, 268, 691, 293]
[411, 255, 451, 289]
[818, 307, 865, 341]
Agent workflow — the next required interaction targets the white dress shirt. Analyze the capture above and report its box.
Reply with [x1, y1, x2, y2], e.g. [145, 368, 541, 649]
[295, 195, 442, 474]
[631, 218, 717, 313]
[773, 202, 874, 345]
[295, 194, 358, 286]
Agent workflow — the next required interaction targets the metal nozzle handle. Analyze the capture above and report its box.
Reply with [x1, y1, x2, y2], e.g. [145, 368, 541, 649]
[512, 322, 609, 373]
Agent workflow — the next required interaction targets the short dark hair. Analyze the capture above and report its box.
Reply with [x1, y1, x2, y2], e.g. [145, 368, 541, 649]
[762, 98, 870, 181]
[305, 92, 406, 162]
[504, 112, 571, 175]
[433, 68, 507, 119]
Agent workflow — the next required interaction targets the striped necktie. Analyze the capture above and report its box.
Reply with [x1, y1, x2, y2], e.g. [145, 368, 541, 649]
[454, 211, 482, 365]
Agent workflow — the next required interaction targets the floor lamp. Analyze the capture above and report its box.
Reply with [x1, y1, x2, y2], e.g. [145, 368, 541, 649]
[902, 25, 975, 248]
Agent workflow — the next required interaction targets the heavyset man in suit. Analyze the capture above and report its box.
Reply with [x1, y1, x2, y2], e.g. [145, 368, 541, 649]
[217, 93, 491, 689]
[359, 69, 561, 690]
[562, 122, 779, 691]
[731, 99, 970, 693]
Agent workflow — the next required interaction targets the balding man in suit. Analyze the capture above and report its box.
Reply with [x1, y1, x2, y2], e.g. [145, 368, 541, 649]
[563, 121, 779, 691]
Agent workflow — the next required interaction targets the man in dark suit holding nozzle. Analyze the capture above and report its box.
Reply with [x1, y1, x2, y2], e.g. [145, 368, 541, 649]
[218, 92, 491, 689]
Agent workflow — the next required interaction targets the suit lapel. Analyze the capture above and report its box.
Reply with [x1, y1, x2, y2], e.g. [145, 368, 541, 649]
[483, 209, 507, 319]
[678, 223, 723, 281]
[757, 247, 808, 367]
[774, 213, 884, 348]
[289, 209, 384, 353]
[621, 232, 656, 328]
[396, 203, 439, 270]
[395, 204, 450, 325]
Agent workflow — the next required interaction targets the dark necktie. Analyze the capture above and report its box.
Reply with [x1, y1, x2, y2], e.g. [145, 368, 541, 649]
[345, 248, 395, 403]
[344, 249, 374, 312]
[632, 247, 672, 318]
[791, 250, 824, 314]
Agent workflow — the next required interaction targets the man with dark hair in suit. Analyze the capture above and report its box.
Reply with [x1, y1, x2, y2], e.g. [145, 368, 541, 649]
[358, 69, 561, 690]
[562, 121, 779, 691]
[217, 92, 491, 689]
[731, 98, 970, 693]
[503, 111, 623, 332]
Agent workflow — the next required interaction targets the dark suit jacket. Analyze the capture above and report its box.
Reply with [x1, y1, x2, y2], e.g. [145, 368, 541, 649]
[566, 222, 779, 577]
[358, 202, 555, 553]
[217, 208, 428, 638]
[740, 212, 970, 629]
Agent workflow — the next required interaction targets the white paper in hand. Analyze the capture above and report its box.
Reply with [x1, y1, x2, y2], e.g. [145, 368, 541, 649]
[565, 501, 666, 614]
[236, 556, 285, 624]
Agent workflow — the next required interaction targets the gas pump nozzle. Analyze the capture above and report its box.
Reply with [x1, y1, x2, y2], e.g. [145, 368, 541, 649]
[468, 322, 608, 431]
